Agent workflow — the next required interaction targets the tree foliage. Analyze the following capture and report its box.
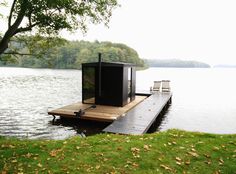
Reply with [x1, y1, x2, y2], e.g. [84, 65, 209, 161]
[0, 39, 145, 68]
[0, 0, 118, 57]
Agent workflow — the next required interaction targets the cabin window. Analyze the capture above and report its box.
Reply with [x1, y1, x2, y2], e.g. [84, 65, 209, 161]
[128, 67, 132, 102]
[83, 67, 95, 104]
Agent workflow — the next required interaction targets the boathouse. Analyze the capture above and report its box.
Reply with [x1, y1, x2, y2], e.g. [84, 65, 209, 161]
[82, 54, 136, 107]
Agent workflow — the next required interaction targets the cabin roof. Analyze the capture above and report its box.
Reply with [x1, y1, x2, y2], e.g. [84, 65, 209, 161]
[82, 61, 135, 67]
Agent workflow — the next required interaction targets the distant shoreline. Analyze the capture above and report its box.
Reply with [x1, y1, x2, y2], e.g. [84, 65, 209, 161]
[145, 59, 211, 68]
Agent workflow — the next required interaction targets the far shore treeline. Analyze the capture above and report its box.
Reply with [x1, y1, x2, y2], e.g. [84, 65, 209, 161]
[0, 38, 145, 69]
[145, 59, 210, 68]
[0, 36, 211, 69]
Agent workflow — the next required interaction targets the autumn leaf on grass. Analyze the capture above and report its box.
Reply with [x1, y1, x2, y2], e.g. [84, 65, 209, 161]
[185, 160, 191, 165]
[132, 162, 139, 167]
[213, 146, 220, 151]
[37, 163, 43, 168]
[143, 145, 151, 151]
[160, 164, 173, 171]
[204, 153, 211, 158]
[187, 151, 199, 157]
[175, 157, 182, 162]
[49, 149, 62, 157]
[219, 158, 224, 165]
[175, 157, 182, 166]
[204, 160, 211, 165]
[131, 147, 140, 158]
[131, 147, 140, 154]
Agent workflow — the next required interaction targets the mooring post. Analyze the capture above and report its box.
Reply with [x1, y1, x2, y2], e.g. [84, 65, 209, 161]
[52, 115, 56, 123]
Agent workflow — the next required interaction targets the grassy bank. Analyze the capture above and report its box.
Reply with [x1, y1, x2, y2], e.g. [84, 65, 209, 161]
[1, 129, 236, 174]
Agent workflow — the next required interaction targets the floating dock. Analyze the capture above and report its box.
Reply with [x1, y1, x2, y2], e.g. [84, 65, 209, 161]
[103, 92, 172, 135]
[48, 95, 147, 122]
[48, 92, 172, 135]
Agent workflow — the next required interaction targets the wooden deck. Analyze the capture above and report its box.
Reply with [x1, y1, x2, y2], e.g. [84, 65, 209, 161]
[48, 95, 147, 122]
[103, 92, 172, 135]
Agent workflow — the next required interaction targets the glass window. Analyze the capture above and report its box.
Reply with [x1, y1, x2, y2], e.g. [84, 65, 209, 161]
[83, 67, 95, 104]
[128, 67, 131, 99]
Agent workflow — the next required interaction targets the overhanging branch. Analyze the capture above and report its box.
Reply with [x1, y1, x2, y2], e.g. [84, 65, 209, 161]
[14, 22, 40, 34]
[3, 52, 35, 56]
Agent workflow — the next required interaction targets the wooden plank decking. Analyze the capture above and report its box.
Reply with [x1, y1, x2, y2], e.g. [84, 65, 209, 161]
[48, 95, 147, 122]
[103, 92, 172, 135]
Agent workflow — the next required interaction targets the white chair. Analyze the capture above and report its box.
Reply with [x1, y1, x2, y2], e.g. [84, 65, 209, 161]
[152, 81, 162, 91]
[161, 80, 171, 92]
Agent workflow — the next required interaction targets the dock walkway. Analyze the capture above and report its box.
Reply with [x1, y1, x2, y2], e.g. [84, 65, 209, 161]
[48, 95, 147, 122]
[103, 92, 172, 135]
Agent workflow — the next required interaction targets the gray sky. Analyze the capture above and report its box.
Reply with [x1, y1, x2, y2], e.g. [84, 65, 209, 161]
[64, 0, 236, 66]
[1, 0, 236, 65]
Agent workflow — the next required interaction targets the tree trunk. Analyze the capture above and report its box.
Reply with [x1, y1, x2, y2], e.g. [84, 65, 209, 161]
[0, 0, 27, 57]
[0, 32, 12, 56]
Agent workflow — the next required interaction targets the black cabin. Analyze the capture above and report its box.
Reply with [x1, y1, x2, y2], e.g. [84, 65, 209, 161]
[82, 56, 136, 107]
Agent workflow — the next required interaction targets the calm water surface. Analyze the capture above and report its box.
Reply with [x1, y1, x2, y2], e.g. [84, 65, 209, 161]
[0, 67, 236, 139]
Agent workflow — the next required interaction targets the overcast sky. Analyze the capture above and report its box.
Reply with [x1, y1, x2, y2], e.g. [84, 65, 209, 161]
[1, 0, 236, 65]
[63, 0, 236, 66]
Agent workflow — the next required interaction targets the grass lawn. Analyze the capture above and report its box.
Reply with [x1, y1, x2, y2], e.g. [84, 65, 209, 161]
[0, 129, 236, 174]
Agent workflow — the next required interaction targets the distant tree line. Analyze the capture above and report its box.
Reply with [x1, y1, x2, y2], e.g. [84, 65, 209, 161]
[0, 38, 145, 69]
[145, 59, 210, 68]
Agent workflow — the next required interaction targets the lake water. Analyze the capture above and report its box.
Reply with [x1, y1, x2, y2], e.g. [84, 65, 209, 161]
[0, 67, 236, 139]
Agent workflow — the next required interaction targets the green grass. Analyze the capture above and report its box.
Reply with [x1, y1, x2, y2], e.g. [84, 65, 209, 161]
[1, 129, 236, 174]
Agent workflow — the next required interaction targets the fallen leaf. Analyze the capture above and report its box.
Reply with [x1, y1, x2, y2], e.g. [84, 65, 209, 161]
[127, 161, 132, 164]
[25, 153, 33, 158]
[187, 151, 199, 157]
[219, 158, 224, 163]
[204, 153, 211, 158]
[49, 149, 62, 157]
[185, 160, 191, 165]
[96, 165, 100, 169]
[11, 159, 17, 163]
[176, 161, 182, 165]
[143, 145, 150, 151]
[172, 141, 177, 145]
[175, 157, 181, 162]
[37, 163, 42, 168]
[131, 147, 140, 155]
[160, 164, 172, 171]
[219, 158, 224, 165]
[213, 146, 220, 151]
[132, 162, 139, 167]
[197, 141, 204, 144]
[221, 145, 225, 148]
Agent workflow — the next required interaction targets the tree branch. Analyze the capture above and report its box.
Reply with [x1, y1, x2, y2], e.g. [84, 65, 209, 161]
[14, 22, 40, 34]
[8, 0, 17, 28]
[3, 52, 35, 56]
